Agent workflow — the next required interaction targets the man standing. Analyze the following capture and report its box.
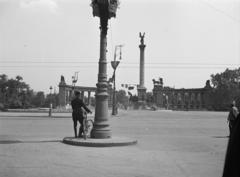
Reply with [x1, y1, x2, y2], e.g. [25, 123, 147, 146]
[71, 91, 92, 138]
[227, 100, 239, 136]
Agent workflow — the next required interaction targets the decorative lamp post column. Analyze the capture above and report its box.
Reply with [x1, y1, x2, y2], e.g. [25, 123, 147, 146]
[90, 0, 119, 138]
[49, 86, 53, 117]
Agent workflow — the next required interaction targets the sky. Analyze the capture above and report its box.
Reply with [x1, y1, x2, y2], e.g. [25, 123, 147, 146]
[0, 0, 240, 94]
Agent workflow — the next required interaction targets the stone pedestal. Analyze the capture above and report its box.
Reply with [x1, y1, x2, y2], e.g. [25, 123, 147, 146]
[137, 87, 147, 103]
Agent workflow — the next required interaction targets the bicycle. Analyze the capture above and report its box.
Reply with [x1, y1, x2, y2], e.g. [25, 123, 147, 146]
[82, 110, 94, 140]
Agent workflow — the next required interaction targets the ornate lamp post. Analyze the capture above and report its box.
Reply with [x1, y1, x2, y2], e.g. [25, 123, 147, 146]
[90, 0, 119, 138]
[111, 45, 123, 115]
[49, 86, 53, 117]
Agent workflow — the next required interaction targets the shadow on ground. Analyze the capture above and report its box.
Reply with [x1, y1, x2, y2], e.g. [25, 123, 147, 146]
[212, 136, 229, 139]
[0, 116, 71, 119]
[0, 140, 62, 144]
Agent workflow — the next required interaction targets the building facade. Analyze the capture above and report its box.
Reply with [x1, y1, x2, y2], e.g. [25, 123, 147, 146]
[58, 76, 113, 107]
[152, 78, 212, 110]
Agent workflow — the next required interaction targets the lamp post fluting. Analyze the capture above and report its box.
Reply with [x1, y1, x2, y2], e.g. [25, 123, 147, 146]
[90, 0, 119, 138]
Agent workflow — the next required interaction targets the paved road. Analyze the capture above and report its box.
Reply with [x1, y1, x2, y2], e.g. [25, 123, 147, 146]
[0, 110, 229, 177]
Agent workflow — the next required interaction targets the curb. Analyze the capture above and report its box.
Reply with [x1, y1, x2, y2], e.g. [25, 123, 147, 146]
[62, 136, 137, 147]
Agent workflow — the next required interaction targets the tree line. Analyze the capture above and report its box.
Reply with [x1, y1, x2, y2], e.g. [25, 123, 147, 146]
[208, 68, 240, 110]
[0, 74, 59, 110]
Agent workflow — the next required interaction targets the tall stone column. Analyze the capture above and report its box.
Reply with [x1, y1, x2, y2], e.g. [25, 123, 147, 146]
[199, 92, 203, 109]
[194, 92, 197, 109]
[137, 32, 147, 103]
[174, 93, 177, 109]
[197, 92, 200, 108]
[181, 92, 185, 109]
[190, 92, 193, 109]
[81, 91, 84, 101]
[66, 90, 69, 104]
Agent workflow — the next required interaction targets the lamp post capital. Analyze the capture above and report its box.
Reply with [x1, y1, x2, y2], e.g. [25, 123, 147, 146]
[91, 0, 119, 18]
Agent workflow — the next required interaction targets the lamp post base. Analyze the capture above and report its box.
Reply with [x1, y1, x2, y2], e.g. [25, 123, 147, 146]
[91, 92, 112, 139]
[63, 136, 137, 147]
[91, 124, 112, 139]
[90, 130, 111, 139]
[91, 119, 111, 138]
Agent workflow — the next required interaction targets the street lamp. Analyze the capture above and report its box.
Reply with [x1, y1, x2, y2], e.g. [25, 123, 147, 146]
[163, 93, 169, 110]
[90, 0, 119, 139]
[22, 88, 27, 109]
[72, 72, 79, 97]
[49, 86, 53, 117]
[111, 45, 123, 115]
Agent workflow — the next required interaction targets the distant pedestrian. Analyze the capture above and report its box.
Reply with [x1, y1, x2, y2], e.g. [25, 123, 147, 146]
[227, 101, 239, 136]
[71, 91, 92, 138]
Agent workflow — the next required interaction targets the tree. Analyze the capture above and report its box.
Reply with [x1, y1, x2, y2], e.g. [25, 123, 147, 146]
[146, 92, 153, 105]
[0, 74, 30, 108]
[0, 74, 8, 85]
[116, 89, 129, 109]
[0, 74, 8, 101]
[0, 74, 60, 109]
[0, 74, 8, 110]
[31, 92, 45, 107]
[210, 68, 240, 110]
[44, 93, 59, 108]
[16, 75, 23, 82]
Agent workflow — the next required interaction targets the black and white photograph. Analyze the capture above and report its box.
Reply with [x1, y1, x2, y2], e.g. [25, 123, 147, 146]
[0, 0, 240, 176]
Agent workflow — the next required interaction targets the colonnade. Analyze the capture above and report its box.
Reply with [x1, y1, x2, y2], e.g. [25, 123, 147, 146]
[169, 90, 204, 109]
[153, 88, 208, 110]
[65, 88, 94, 105]
[59, 84, 97, 107]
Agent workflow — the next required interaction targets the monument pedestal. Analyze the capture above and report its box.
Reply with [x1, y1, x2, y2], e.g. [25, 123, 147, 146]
[137, 87, 147, 109]
[137, 87, 147, 101]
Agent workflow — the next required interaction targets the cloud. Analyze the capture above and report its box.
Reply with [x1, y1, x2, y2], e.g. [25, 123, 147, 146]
[20, 0, 58, 13]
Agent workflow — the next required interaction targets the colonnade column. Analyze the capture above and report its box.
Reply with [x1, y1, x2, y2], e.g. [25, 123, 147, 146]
[88, 91, 91, 105]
